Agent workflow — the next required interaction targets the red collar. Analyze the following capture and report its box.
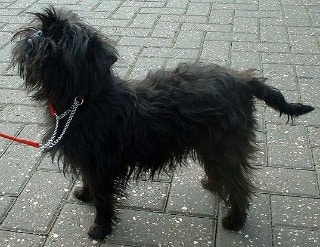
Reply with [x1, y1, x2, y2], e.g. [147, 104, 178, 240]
[49, 96, 84, 117]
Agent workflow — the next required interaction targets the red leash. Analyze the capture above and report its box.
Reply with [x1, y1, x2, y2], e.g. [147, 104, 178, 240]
[0, 96, 84, 149]
[0, 132, 40, 148]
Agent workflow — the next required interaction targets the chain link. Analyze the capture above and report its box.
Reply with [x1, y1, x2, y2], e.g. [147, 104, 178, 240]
[40, 97, 84, 150]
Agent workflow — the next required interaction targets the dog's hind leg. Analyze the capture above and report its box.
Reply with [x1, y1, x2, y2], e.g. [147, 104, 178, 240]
[73, 175, 93, 203]
[199, 134, 256, 231]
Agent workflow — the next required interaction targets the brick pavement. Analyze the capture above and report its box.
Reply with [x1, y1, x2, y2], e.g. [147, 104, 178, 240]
[0, 0, 319, 246]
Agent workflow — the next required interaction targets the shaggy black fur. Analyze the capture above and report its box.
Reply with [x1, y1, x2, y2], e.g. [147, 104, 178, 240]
[12, 7, 314, 240]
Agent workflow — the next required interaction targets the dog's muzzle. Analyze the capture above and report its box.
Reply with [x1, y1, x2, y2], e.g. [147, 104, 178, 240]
[25, 30, 44, 56]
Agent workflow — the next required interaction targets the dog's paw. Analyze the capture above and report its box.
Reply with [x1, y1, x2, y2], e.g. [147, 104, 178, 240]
[222, 213, 247, 231]
[73, 187, 92, 202]
[88, 224, 112, 240]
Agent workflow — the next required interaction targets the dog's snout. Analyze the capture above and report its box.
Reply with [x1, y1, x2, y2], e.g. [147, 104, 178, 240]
[25, 30, 44, 56]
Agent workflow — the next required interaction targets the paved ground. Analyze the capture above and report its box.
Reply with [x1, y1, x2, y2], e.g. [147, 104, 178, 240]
[0, 0, 319, 246]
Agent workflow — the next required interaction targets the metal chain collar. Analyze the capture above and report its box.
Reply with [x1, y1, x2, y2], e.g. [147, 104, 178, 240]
[40, 97, 84, 150]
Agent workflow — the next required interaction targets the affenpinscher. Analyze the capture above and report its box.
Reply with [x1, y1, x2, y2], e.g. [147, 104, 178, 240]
[11, 7, 314, 240]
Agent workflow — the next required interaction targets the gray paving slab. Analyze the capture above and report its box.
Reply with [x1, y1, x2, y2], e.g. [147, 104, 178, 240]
[255, 166, 318, 196]
[0, 230, 46, 247]
[0, 144, 40, 196]
[216, 194, 272, 247]
[2, 171, 71, 234]
[0, 0, 319, 246]
[271, 195, 320, 229]
[167, 162, 217, 217]
[273, 227, 320, 247]
[105, 208, 214, 246]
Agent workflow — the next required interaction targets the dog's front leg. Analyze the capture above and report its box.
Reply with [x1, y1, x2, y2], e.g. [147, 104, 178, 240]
[87, 185, 116, 240]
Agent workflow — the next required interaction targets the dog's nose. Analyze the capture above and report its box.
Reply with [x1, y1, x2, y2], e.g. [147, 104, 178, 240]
[25, 30, 44, 57]
[27, 30, 43, 44]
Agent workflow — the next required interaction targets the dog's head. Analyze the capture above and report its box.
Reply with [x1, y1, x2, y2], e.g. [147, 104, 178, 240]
[12, 6, 118, 105]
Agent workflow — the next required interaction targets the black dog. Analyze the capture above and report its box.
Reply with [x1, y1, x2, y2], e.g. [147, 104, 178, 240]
[11, 7, 314, 240]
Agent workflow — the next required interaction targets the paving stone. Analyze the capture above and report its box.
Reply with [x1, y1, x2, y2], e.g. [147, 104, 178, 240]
[159, 14, 208, 24]
[209, 9, 234, 24]
[37, 154, 60, 171]
[206, 31, 259, 42]
[260, 17, 311, 27]
[313, 148, 320, 166]
[299, 78, 320, 107]
[309, 10, 320, 26]
[186, 2, 211, 16]
[0, 196, 15, 222]
[174, 30, 204, 49]
[271, 195, 320, 229]
[308, 127, 320, 148]
[292, 108, 320, 127]
[259, 0, 281, 10]
[2, 171, 71, 233]
[0, 75, 23, 89]
[106, 209, 214, 246]
[166, 0, 189, 9]
[290, 35, 320, 54]
[0, 144, 40, 196]
[0, 89, 30, 104]
[123, 0, 166, 8]
[118, 36, 173, 48]
[44, 203, 99, 247]
[121, 180, 169, 211]
[288, 26, 319, 36]
[103, 26, 151, 38]
[141, 47, 199, 59]
[140, 7, 186, 15]
[94, 1, 123, 12]
[253, 142, 267, 166]
[230, 51, 261, 70]
[260, 25, 289, 43]
[0, 105, 44, 123]
[17, 124, 45, 143]
[262, 64, 297, 91]
[0, 231, 46, 247]
[129, 56, 166, 79]
[273, 227, 320, 247]
[254, 167, 318, 196]
[151, 21, 180, 38]
[167, 162, 217, 217]
[232, 41, 290, 53]
[0, 122, 22, 155]
[262, 53, 320, 66]
[116, 45, 142, 68]
[216, 193, 272, 247]
[181, 23, 232, 32]
[296, 65, 320, 78]
[267, 124, 313, 169]
[166, 57, 200, 69]
[283, 5, 309, 19]
[201, 40, 230, 62]
[0, 62, 12, 75]
[111, 6, 139, 20]
[233, 17, 258, 34]
[129, 13, 159, 29]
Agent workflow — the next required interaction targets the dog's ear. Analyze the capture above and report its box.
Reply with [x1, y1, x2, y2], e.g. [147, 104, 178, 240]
[87, 34, 118, 72]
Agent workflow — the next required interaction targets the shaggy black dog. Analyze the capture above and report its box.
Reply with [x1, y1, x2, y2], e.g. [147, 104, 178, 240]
[12, 7, 314, 240]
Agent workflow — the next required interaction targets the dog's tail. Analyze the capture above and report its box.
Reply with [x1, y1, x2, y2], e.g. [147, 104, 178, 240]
[241, 69, 314, 118]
